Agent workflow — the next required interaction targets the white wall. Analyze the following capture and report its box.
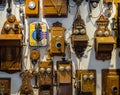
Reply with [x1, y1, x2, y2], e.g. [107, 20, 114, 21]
[0, 0, 120, 95]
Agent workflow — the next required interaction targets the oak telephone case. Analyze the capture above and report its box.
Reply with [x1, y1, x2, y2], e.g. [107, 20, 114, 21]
[94, 15, 115, 60]
[25, 0, 39, 17]
[74, 70, 96, 95]
[56, 59, 72, 95]
[38, 61, 53, 95]
[49, 22, 66, 56]
[0, 14, 23, 73]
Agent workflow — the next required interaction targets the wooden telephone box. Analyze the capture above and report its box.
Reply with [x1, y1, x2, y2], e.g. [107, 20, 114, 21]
[49, 22, 66, 56]
[38, 61, 53, 95]
[20, 70, 34, 95]
[74, 70, 96, 95]
[102, 69, 120, 95]
[94, 15, 115, 60]
[56, 59, 72, 95]
[71, 15, 89, 58]
[0, 14, 23, 73]
[0, 78, 11, 95]
[43, 0, 68, 17]
[25, 0, 39, 17]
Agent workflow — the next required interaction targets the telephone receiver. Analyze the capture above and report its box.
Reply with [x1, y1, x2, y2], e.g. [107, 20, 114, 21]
[73, 0, 84, 6]
[6, 0, 12, 14]
[77, 81, 81, 95]
[32, 71, 39, 89]
[88, 0, 100, 8]
[35, 23, 42, 41]
[117, 3, 120, 47]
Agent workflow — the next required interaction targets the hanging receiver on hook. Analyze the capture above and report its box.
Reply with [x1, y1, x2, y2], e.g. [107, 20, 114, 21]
[30, 49, 40, 88]
[86, 0, 101, 18]
[87, 0, 100, 8]
[6, 0, 12, 14]
[72, 0, 84, 6]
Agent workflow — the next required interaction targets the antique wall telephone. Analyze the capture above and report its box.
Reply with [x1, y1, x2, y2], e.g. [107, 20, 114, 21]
[29, 22, 49, 46]
[43, 0, 68, 17]
[20, 70, 34, 95]
[49, 21, 66, 56]
[56, 58, 72, 95]
[94, 15, 115, 60]
[74, 70, 96, 95]
[71, 15, 89, 58]
[25, 0, 39, 17]
[0, 78, 11, 95]
[102, 69, 120, 95]
[38, 61, 53, 95]
[0, 14, 23, 73]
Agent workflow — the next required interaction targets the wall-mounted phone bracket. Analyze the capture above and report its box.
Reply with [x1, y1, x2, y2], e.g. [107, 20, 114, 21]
[49, 21, 66, 56]
[0, 78, 11, 95]
[25, 0, 39, 17]
[0, 14, 23, 73]
[71, 15, 89, 58]
[38, 61, 53, 95]
[20, 70, 34, 95]
[94, 15, 115, 60]
[102, 69, 120, 95]
[74, 70, 96, 95]
[43, 0, 68, 17]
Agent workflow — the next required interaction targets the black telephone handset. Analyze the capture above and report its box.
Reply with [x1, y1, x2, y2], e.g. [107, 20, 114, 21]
[35, 23, 42, 41]
[33, 72, 38, 89]
[117, 3, 120, 47]
[7, 0, 12, 14]
[73, 0, 83, 6]
[88, 0, 100, 8]
[77, 81, 81, 95]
